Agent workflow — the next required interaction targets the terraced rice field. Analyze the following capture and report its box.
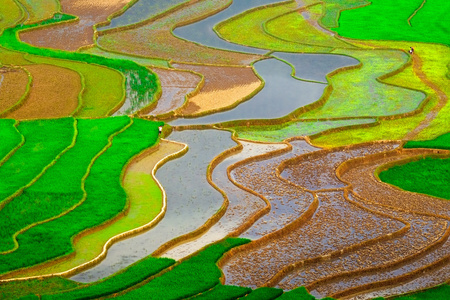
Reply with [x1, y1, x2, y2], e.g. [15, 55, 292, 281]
[0, 1, 449, 299]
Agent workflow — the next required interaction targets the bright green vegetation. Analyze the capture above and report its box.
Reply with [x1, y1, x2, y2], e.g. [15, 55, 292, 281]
[215, 1, 331, 53]
[264, 3, 351, 49]
[188, 284, 251, 299]
[26, 56, 125, 117]
[244, 287, 283, 299]
[0, 117, 163, 275]
[379, 156, 450, 200]
[333, 0, 450, 46]
[41, 257, 175, 300]
[81, 46, 170, 68]
[405, 131, 450, 150]
[277, 286, 330, 299]
[0, 277, 80, 300]
[0, 118, 74, 207]
[319, 0, 370, 29]
[16, 0, 60, 24]
[390, 284, 450, 300]
[301, 48, 426, 119]
[233, 119, 375, 142]
[0, 14, 159, 116]
[0, 117, 129, 253]
[114, 238, 250, 299]
[0, 119, 22, 163]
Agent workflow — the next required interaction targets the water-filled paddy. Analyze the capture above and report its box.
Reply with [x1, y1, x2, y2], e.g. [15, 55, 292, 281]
[170, 58, 326, 126]
[71, 129, 237, 282]
[173, 0, 286, 54]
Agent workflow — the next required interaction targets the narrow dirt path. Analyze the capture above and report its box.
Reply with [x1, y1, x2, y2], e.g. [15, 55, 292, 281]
[403, 53, 448, 140]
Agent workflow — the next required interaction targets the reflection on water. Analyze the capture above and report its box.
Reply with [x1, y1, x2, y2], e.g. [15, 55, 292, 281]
[71, 129, 236, 282]
[272, 52, 359, 83]
[170, 58, 326, 126]
[174, 0, 287, 54]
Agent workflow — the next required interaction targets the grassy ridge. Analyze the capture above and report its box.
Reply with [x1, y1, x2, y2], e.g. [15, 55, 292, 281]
[0, 119, 23, 163]
[244, 287, 284, 300]
[115, 238, 250, 299]
[16, 0, 59, 25]
[0, 14, 159, 116]
[0, 117, 162, 275]
[0, 117, 129, 253]
[0, 118, 74, 209]
[41, 257, 175, 300]
[334, 0, 450, 46]
[188, 284, 251, 299]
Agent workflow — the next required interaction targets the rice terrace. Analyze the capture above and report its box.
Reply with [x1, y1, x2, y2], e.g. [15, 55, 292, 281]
[0, 0, 449, 299]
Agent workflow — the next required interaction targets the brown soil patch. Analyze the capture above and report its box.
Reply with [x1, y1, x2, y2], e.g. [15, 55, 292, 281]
[142, 67, 201, 116]
[172, 64, 262, 116]
[220, 142, 450, 298]
[20, 0, 132, 51]
[6, 64, 81, 119]
[0, 67, 29, 114]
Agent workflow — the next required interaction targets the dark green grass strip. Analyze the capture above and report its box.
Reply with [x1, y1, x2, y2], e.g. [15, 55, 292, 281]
[0, 117, 130, 253]
[0, 118, 74, 208]
[0, 277, 80, 300]
[115, 238, 250, 299]
[41, 257, 175, 300]
[390, 283, 450, 299]
[334, 0, 450, 46]
[405, 132, 450, 150]
[379, 157, 450, 200]
[244, 287, 283, 300]
[0, 117, 163, 275]
[276, 286, 333, 299]
[0, 13, 159, 115]
[0, 119, 23, 164]
[188, 284, 251, 300]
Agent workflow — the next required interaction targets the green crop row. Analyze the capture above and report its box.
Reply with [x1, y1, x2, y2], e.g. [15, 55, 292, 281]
[0, 119, 23, 166]
[187, 284, 251, 299]
[41, 257, 175, 300]
[379, 156, 450, 201]
[333, 0, 450, 46]
[404, 132, 450, 150]
[0, 118, 75, 209]
[0, 117, 163, 275]
[0, 13, 159, 115]
[0, 117, 130, 253]
[114, 238, 250, 299]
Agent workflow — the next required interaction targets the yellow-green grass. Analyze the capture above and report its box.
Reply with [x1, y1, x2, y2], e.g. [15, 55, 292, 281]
[0, 117, 130, 255]
[0, 118, 75, 210]
[313, 0, 370, 29]
[16, 0, 60, 25]
[233, 119, 375, 143]
[81, 46, 170, 68]
[0, 118, 164, 277]
[0, 0, 23, 34]
[264, 3, 351, 49]
[215, 1, 332, 53]
[339, 40, 450, 141]
[0, 46, 33, 65]
[309, 93, 438, 148]
[300, 48, 426, 119]
[26, 55, 125, 117]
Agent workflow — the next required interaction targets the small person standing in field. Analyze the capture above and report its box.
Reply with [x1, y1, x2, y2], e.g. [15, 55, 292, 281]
[158, 125, 163, 135]
[409, 47, 414, 54]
